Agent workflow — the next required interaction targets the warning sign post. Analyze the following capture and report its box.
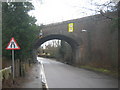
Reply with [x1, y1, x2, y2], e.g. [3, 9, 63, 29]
[6, 37, 20, 50]
[6, 37, 20, 84]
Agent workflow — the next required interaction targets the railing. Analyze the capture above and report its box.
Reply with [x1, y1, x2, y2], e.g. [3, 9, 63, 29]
[0, 66, 12, 81]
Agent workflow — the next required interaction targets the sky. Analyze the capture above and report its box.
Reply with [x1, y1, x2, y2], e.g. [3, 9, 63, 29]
[28, 0, 118, 25]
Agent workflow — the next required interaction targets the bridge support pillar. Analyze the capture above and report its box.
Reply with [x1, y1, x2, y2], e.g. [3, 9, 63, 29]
[73, 45, 81, 66]
[32, 49, 37, 63]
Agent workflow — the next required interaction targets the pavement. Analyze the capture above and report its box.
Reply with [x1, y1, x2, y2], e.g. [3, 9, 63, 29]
[20, 64, 42, 88]
[37, 57, 118, 88]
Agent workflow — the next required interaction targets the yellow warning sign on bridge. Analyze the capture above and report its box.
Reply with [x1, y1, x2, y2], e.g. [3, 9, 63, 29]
[68, 23, 74, 32]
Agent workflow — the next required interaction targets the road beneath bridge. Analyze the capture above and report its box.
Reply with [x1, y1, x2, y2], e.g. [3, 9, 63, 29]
[37, 57, 118, 88]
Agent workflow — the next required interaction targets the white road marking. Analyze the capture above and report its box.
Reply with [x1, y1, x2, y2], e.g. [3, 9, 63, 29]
[38, 58, 49, 90]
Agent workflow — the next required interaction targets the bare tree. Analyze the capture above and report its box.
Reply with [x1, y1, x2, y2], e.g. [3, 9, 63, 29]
[79, 0, 119, 20]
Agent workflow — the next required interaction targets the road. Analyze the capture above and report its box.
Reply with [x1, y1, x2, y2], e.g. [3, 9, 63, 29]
[37, 57, 118, 88]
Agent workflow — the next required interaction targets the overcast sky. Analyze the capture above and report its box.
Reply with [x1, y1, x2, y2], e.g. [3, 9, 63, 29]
[28, 0, 118, 25]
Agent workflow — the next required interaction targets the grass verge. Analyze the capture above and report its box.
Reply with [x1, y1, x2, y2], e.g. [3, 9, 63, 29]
[79, 65, 118, 78]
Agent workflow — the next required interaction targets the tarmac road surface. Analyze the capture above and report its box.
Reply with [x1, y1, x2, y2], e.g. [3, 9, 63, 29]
[37, 57, 118, 88]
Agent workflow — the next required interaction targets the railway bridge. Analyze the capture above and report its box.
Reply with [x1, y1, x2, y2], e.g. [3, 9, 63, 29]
[33, 12, 117, 66]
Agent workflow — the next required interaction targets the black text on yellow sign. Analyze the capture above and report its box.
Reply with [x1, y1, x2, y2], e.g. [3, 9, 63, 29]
[68, 23, 74, 32]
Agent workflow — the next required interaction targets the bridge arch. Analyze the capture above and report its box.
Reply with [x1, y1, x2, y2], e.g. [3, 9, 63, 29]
[33, 34, 82, 65]
[34, 34, 80, 49]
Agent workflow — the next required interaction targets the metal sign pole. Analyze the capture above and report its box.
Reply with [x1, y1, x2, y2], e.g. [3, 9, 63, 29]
[12, 50, 15, 84]
[6, 37, 21, 84]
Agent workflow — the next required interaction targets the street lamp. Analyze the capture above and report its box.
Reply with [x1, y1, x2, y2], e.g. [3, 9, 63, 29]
[39, 30, 43, 38]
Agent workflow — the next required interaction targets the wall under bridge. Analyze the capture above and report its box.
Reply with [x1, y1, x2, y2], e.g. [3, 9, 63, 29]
[34, 12, 118, 68]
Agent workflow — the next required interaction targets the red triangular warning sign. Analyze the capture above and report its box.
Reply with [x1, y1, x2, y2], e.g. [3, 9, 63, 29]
[6, 37, 20, 50]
